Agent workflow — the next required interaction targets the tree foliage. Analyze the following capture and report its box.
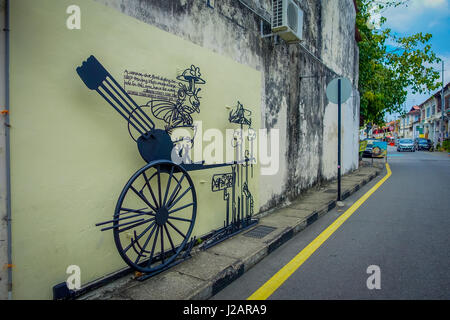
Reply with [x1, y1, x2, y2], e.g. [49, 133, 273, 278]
[356, 0, 441, 125]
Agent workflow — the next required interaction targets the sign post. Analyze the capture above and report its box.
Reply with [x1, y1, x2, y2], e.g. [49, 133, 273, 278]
[326, 77, 352, 202]
[338, 79, 342, 201]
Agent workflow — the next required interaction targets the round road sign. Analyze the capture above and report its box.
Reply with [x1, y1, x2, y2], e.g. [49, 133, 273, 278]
[326, 77, 352, 104]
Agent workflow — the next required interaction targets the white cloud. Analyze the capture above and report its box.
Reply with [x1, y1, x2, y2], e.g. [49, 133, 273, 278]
[423, 0, 446, 8]
[381, 0, 449, 33]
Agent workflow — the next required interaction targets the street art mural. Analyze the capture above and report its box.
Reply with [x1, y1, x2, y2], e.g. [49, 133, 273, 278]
[76, 56, 257, 277]
[10, 0, 261, 298]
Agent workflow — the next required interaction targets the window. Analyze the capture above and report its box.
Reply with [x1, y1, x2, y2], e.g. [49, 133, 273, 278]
[426, 107, 430, 118]
[431, 105, 435, 115]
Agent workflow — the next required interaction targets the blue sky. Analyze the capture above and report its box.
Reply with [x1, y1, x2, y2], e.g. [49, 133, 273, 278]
[377, 0, 450, 120]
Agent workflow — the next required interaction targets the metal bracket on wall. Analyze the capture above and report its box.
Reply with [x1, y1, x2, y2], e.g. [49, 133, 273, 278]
[260, 19, 271, 38]
[260, 19, 276, 39]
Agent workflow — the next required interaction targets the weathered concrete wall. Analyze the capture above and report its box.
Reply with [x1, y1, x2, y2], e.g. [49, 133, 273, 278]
[93, 0, 360, 212]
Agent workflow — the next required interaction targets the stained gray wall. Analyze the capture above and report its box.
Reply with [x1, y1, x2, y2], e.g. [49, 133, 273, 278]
[93, 0, 360, 212]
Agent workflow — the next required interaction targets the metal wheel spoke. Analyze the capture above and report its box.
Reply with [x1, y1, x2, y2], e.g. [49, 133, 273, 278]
[100, 217, 143, 231]
[168, 215, 193, 223]
[163, 224, 177, 254]
[117, 218, 155, 233]
[123, 221, 155, 254]
[133, 223, 158, 264]
[166, 173, 186, 208]
[168, 186, 193, 210]
[167, 185, 181, 209]
[163, 166, 175, 206]
[160, 225, 165, 264]
[167, 220, 186, 239]
[157, 165, 162, 208]
[119, 207, 156, 217]
[130, 185, 157, 212]
[119, 207, 148, 214]
[168, 202, 194, 215]
[147, 226, 160, 268]
[96, 212, 149, 227]
[140, 223, 158, 255]
[142, 171, 159, 209]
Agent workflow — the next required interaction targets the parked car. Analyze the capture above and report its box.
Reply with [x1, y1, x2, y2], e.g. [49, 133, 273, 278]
[416, 138, 433, 151]
[397, 138, 415, 152]
[362, 138, 379, 157]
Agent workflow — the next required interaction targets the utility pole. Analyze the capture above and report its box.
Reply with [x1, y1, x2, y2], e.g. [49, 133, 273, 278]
[403, 103, 406, 138]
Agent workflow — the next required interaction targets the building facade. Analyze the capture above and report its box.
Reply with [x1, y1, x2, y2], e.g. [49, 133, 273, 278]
[398, 83, 450, 145]
[420, 82, 450, 146]
[399, 106, 421, 139]
[0, 0, 361, 299]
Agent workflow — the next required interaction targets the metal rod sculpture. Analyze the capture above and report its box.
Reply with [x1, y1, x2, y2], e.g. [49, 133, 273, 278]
[76, 56, 257, 278]
[201, 101, 257, 249]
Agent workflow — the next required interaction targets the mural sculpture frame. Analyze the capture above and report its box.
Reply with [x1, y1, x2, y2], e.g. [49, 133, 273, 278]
[76, 56, 258, 280]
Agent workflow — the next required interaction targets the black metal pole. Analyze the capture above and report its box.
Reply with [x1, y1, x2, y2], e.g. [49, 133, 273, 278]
[338, 79, 342, 201]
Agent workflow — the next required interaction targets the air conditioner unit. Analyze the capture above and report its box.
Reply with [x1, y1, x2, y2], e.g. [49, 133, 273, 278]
[272, 0, 304, 43]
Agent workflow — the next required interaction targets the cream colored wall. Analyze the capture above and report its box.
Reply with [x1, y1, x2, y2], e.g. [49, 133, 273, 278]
[0, 0, 8, 301]
[10, 0, 260, 299]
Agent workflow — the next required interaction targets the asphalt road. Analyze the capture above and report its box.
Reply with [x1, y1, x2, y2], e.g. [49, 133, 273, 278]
[211, 147, 450, 299]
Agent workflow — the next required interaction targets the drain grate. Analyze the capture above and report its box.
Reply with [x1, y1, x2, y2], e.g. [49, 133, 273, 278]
[324, 189, 337, 193]
[244, 225, 276, 239]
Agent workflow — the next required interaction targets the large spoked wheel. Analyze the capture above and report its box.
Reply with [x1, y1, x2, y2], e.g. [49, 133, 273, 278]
[113, 160, 197, 274]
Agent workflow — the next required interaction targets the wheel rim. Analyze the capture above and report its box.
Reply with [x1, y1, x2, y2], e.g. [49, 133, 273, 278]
[113, 160, 197, 273]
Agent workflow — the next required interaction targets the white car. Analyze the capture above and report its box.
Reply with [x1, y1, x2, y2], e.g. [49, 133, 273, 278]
[397, 138, 415, 152]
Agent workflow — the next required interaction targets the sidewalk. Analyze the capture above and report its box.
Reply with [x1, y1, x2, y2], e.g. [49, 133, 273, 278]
[78, 161, 384, 300]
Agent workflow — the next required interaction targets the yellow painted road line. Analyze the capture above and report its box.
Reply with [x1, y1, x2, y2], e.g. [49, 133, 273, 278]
[247, 163, 392, 300]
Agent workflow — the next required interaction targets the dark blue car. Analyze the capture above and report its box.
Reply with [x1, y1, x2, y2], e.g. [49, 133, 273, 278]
[415, 138, 432, 151]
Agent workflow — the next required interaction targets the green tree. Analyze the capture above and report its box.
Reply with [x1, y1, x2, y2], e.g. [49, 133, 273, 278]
[356, 0, 441, 126]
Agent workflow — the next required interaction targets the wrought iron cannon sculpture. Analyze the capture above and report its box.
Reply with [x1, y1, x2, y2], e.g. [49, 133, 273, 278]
[76, 56, 256, 278]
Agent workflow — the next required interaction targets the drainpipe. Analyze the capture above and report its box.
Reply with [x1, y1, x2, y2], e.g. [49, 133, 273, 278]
[3, 0, 11, 300]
